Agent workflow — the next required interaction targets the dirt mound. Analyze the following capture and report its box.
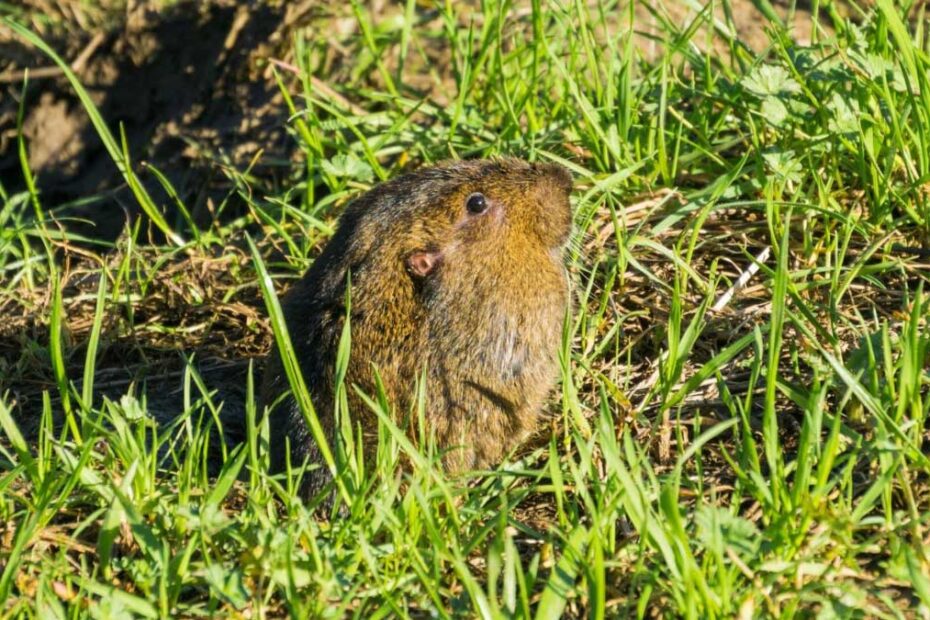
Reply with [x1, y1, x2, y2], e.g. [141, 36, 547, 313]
[1, 0, 298, 241]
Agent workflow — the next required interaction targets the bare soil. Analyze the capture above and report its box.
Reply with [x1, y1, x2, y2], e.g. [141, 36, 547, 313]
[1, 0, 298, 241]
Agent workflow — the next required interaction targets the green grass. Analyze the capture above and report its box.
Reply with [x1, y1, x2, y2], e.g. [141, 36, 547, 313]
[2, 0, 930, 617]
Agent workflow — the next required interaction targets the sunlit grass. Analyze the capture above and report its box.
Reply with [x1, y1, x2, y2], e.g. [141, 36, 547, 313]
[1, 0, 929, 617]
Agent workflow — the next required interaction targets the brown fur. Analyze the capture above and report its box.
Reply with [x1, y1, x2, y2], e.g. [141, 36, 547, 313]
[260, 158, 573, 496]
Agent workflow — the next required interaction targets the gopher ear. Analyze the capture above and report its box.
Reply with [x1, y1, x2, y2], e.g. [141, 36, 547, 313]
[406, 250, 442, 278]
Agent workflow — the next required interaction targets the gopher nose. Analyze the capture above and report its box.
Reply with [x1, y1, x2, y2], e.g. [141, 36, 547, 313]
[529, 162, 573, 248]
[533, 162, 573, 196]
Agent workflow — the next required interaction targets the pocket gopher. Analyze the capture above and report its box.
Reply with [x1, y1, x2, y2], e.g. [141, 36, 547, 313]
[260, 158, 573, 497]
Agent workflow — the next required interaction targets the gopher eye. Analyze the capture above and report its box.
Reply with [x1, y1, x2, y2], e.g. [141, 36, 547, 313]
[466, 192, 488, 215]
